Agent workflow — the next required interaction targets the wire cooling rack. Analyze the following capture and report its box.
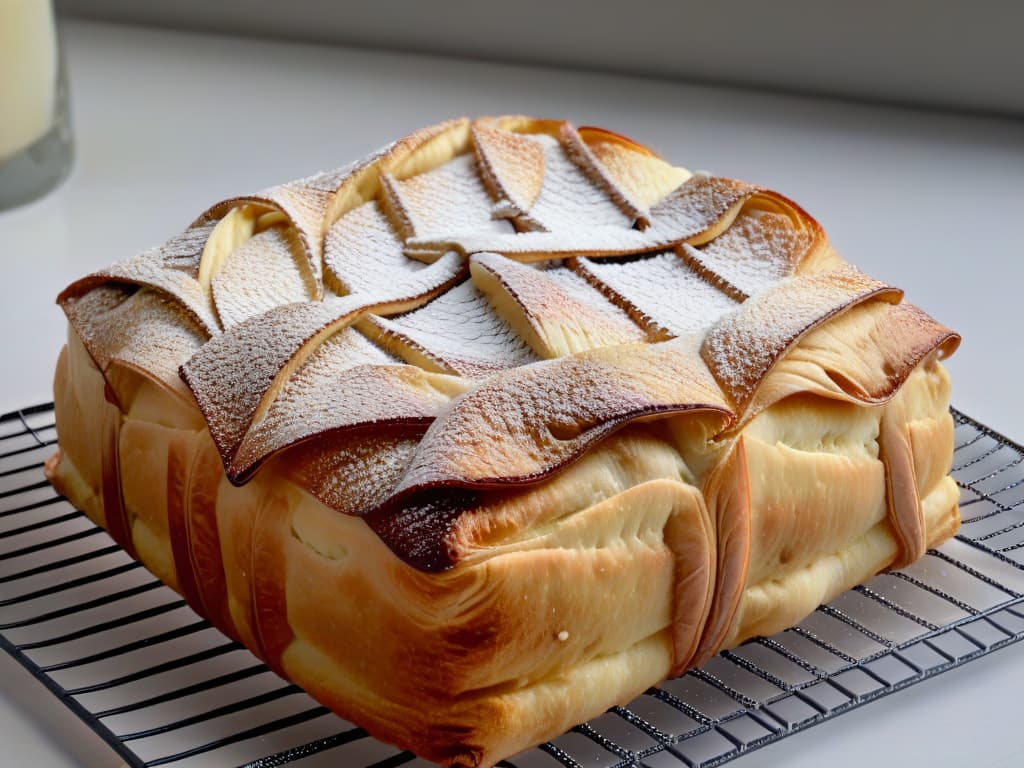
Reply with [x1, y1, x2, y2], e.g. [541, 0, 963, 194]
[3, 403, 1024, 768]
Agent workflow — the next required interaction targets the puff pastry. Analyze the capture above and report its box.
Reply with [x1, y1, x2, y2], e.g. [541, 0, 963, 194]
[46, 116, 961, 767]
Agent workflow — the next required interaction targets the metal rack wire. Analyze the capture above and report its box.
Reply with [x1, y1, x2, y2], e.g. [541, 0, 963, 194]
[2, 403, 1024, 768]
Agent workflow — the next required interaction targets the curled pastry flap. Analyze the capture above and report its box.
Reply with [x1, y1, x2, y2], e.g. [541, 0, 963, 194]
[738, 300, 961, 429]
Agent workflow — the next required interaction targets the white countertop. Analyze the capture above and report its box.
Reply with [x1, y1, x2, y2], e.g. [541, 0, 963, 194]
[2, 19, 1023, 768]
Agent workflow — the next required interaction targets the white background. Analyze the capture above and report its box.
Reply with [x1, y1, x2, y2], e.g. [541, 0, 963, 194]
[1, 18, 1023, 768]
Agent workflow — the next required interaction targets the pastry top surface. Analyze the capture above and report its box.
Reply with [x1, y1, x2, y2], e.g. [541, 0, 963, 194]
[57, 116, 960, 570]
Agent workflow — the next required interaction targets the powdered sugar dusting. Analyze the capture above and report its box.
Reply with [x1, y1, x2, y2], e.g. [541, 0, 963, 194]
[682, 208, 813, 298]
[233, 328, 466, 476]
[61, 284, 137, 369]
[212, 227, 314, 329]
[63, 286, 206, 396]
[103, 294, 207, 399]
[472, 122, 546, 218]
[404, 174, 757, 262]
[150, 222, 217, 278]
[526, 133, 633, 232]
[701, 266, 900, 410]
[60, 223, 221, 335]
[181, 295, 382, 463]
[573, 252, 738, 339]
[398, 153, 513, 238]
[324, 200, 466, 302]
[644, 175, 757, 243]
[470, 252, 647, 357]
[325, 200, 421, 293]
[197, 166, 354, 293]
[288, 430, 424, 517]
[561, 124, 650, 226]
[364, 280, 539, 377]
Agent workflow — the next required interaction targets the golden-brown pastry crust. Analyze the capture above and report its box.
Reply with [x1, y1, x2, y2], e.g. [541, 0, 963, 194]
[48, 116, 961, 767]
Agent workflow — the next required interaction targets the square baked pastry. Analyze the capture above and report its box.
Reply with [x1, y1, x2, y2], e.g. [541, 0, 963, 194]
[46, 116, 960, 767]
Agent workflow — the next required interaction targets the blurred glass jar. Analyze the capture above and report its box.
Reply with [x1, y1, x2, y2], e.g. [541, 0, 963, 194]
[0, 0, 73, 211]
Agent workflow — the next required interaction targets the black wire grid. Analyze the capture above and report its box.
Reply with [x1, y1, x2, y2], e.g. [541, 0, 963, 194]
[3, 404, 1024, 768]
